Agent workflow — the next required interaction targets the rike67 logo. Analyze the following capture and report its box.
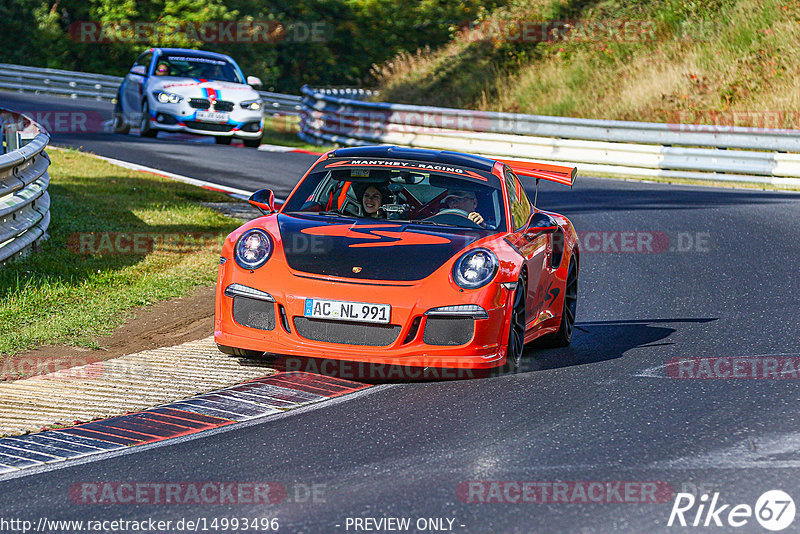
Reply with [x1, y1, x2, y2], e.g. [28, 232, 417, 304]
[668, 490, 795, 531]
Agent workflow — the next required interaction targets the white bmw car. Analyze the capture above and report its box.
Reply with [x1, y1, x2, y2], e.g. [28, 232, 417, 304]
[113, 48, 264, 147]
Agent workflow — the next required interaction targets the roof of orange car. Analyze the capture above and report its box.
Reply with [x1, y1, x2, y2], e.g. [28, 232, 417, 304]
[329, 146, 497, 173]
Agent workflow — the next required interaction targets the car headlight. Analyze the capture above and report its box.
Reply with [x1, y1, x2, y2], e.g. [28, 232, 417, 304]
[453, 248, 498, 289]
[153, 91, 183, 104]
[240, 99, 262, 111]
[234, 229, 273, 270]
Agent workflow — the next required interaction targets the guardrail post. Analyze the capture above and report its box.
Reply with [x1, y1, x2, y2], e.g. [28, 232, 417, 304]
[4, 121, 19, 153]
[17, 131, 37, 148]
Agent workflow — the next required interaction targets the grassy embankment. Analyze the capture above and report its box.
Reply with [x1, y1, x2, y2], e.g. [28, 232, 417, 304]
[376, 0, 800, 128]
[0, 149, 241, 357]
[261, 114, 332, 152]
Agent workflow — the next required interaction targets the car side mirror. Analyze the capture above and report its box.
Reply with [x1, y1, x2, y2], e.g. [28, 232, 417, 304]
[130, 65, 147, 76]
[525, 212, 558, 235]
[249, 189, 275, 215]
[246, 76, 263, 87]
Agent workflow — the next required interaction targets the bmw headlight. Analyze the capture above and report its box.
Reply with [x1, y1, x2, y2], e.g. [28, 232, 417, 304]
[153, 91, 183, 104]
[240, 99, 262, 111]
[234, 229, 273, 270]
[453, 248, 498, 289]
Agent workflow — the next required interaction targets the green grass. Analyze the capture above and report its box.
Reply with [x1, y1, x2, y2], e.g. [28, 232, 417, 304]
[0, 148, 242, 357]
[260, 114, 335, 152]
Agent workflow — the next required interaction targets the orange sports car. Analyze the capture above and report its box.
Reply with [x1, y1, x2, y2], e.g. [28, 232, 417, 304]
[215, 146, 579, 372]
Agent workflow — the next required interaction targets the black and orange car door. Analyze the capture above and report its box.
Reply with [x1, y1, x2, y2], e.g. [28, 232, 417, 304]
[503, 170, 548, 331]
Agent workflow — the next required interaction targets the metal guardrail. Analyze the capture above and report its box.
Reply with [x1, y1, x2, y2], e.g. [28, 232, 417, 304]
[0, 63, 303, 115]
[299, 85, 800, 186]
[255, 90, 303, 115]
[0, 108, 51, 264]
[0, 63, 120, 101]
[309, 87, 380, 101]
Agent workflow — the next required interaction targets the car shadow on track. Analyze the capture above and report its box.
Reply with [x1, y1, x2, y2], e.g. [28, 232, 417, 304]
[519, 317, 717, 374]
[261, 318, 717, 384]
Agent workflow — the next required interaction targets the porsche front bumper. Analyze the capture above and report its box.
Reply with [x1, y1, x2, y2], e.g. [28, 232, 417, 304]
[214, 274, 515, 370]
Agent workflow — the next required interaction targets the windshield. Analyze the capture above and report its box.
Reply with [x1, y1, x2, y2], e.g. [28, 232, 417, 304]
[154, 55, 244, 83]
[283, 162, 507, 232]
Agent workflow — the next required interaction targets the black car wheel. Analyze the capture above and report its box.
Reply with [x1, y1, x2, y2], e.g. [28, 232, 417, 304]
[243, 138, 261, 148]
[139, 101, 158, 137]
[215, 136, 232, 145]
[503, 271, 527, 373]
[112, 99, 130, 134]
[538, 256, 578, 348]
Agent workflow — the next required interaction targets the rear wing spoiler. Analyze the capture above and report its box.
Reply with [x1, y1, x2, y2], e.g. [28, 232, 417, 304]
[499, 159, 578, 188]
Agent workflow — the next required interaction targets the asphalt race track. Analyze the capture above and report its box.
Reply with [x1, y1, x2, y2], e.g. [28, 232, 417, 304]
[3, 92, 800, 532]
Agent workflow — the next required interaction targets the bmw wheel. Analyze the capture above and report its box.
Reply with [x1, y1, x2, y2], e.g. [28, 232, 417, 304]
[112, 99, 130, 134]
[139, 101, 158, 138]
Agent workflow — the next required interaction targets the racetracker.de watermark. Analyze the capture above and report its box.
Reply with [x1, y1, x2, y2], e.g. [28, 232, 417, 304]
[313, 110, 495, 134]
[69, 20, 331, 44]
[70, 482, 285, 505]
[666, 109, 800, 133]
[456, 19, 714, 43]
[0, 356, 104, 380]
[667, 110, 800, 133]
[459, 19, 657, 43]
[3, 111, 105, 135]
[456, 481, 674, 503]
[667, 356, 800, 379]
[570, 231, 710, 254]
[0, 357, 166, 382]
[316, 108, 800, 138]
[68, 232, 225, 255]
[276, 356, 483, 381]
[69, 481, 326, 505]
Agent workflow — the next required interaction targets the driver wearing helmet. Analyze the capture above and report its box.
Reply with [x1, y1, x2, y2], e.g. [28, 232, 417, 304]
[442, 189, 484, 226]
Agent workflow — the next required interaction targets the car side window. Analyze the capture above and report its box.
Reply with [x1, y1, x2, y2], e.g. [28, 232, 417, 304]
[133, 52, 152, 72]
[504, 169, 531, 231]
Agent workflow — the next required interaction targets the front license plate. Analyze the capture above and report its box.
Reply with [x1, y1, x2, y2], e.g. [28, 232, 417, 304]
[304, 299, 391, 324]
[195, 110, 229, 123]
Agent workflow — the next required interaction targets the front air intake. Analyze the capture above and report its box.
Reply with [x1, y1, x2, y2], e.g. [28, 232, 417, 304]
[422, 317, 474, 346]
[293, 317, 400, 346]
[232, 296, 275, 331]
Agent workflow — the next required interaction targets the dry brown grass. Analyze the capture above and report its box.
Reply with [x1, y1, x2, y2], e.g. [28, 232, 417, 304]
[375, 0, 800, 128]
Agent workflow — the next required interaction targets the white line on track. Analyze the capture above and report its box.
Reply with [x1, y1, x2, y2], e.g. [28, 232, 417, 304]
[257, 143, 297, 152]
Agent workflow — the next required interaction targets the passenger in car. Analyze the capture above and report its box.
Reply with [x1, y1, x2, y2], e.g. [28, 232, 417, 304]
[155, 63, 170, 76]
[361, 185, 385, 218]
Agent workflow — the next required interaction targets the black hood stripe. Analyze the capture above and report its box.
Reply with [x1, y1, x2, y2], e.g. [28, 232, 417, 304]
[278, 214, 487, 281]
